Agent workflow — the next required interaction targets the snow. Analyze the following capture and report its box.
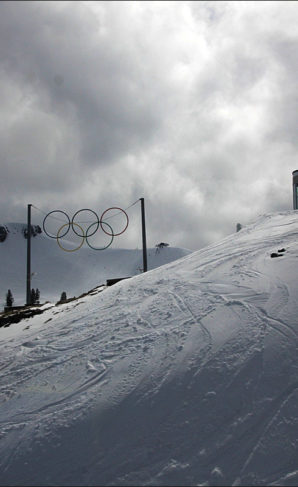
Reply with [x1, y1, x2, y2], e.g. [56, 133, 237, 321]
[0, 211, 298, 485]
[0, 222, 191, 305]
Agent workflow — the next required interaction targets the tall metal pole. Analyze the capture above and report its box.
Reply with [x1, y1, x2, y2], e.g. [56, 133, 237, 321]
[140, 198, 148, 272]
[26, 204, 32, 305]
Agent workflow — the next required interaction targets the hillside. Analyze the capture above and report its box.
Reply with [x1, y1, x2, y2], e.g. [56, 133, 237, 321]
[0, 222, 191, 306]
[0, 211, 298, 486]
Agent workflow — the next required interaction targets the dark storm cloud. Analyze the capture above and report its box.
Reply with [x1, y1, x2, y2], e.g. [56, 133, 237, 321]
[1, 1, 298, 250]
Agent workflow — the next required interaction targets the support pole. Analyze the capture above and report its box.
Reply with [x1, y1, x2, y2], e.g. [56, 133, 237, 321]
[293, 170, 298, 210]
[140, 197, 148, 272]
[26, 204, 32, 305]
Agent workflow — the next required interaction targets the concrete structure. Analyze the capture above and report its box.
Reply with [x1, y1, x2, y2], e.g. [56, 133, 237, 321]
[293, 170, 298, 209]
[106, 277, 130, 287]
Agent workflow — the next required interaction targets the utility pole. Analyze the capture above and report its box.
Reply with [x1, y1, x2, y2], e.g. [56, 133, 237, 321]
[26, 204, 32, 305]
[140, 198, 148, 272]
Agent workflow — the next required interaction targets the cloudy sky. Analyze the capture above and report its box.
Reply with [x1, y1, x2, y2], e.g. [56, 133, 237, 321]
[1, 1, 298, 250]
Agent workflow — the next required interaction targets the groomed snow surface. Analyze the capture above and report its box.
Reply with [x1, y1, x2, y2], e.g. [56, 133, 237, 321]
[1, 211, 298, 486]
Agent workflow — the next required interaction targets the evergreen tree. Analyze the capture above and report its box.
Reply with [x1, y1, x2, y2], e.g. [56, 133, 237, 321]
[35, 288, 40, 304]
[60, 291, 67, 302]
[6, 289, 14, 308]
[30, 288, 36, 305]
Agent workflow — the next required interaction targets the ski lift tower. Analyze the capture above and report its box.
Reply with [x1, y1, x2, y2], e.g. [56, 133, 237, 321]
[293, 170, 298, 209]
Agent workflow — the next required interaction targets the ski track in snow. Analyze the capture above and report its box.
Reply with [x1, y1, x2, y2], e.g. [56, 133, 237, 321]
[1, 212, 298, 485]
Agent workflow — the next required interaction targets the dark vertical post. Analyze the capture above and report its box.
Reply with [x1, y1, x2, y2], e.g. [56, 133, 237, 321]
[26, 204, 32, 305]
[292, 170, 298, 210]
[140, 197, 148, 272]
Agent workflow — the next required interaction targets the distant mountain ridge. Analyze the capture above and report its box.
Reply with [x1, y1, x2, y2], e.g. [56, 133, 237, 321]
[0, 222, 193, 306]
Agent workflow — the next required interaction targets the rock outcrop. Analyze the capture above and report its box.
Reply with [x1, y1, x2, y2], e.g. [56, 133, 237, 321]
[0, 224, 42, 242]
[23, 225, 42, 239]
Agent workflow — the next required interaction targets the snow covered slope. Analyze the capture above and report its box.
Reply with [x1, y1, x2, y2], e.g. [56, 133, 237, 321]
[1, 211, 298, 486]
[0, 222, 191, 305]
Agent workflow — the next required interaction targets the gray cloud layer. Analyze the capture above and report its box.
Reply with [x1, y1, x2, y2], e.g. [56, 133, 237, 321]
[1, 1, 298, 250]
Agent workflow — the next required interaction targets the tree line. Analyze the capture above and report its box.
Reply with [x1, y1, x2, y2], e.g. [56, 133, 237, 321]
[5, 288, 40, 308]
[5, 289, 68, 309]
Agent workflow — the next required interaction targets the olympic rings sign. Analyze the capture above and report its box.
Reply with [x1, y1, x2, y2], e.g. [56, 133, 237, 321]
[42, 207, 129, 252]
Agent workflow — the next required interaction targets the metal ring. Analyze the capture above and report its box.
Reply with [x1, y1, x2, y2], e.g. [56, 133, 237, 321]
[85, 221, 114, 250]
[42, 206, 129, 251]
[100, 207, 129, 236]
[71, 209, 100, 237]
[43, 210, 70, 239]
[57, 223, 85, 252]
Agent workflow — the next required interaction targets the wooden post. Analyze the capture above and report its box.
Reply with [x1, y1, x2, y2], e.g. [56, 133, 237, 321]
[140, 198, 148, 272]
[26, 204, 32, 305]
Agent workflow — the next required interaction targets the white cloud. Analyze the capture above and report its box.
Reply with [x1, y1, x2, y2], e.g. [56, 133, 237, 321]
[0, 1, 298, 249]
